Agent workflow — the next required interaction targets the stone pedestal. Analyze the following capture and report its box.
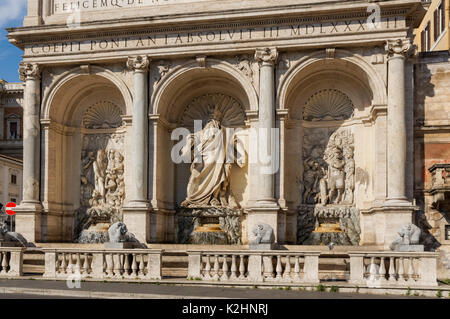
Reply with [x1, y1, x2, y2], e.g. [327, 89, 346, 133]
[360, 206, 416, 248]
[122, 205, 151, 244]
[246, 206, 280, 243]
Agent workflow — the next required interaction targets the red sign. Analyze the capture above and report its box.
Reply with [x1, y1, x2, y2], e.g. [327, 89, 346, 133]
[5, 202, 16, 216]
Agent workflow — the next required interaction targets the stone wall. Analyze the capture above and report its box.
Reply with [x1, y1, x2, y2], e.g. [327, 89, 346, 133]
[414, 51, 450, 279]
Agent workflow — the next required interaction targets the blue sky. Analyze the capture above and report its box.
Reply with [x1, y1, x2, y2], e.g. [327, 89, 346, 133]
[0, 0, 27, 83]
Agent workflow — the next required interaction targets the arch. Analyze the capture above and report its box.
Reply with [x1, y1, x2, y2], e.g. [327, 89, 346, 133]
[278, 49, 387, 117]
[152, 59, 258, 123]
[42, 65, 133, 123]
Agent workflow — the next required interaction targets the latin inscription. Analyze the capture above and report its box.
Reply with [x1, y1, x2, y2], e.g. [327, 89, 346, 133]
[53, 0, 208, 13]
[25, 17, 403, 56]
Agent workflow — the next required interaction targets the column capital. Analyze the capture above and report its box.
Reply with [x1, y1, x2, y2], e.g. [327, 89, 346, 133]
[255, 48, 278, 65]
[127, 56, 150, 72]
[19, 62, 40, 81]
[385, 39, 413, 59]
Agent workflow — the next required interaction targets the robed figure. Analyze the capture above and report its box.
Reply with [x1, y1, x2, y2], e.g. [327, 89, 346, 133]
[181, 106, 246, 208]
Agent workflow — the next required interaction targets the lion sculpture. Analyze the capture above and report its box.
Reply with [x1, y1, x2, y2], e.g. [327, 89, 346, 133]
[251, 223, 275, 245]
[389, 223, 422, 251]
[108, 222, 147, 248]
[0, 222, 35, 247]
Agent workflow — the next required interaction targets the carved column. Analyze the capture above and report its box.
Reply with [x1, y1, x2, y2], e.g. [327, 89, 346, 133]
[247, 48, 281, 243]
[385, 39, 412, 205]
[255, 48, 278, 205]
[19, 63, 41, 208]
[127, 56, 150, 206]
[15, 63, 42, 242]
[123, 56, 151, 243]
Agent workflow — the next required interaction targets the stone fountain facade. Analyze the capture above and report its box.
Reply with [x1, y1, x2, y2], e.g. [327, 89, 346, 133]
[5, 1, 450, 279]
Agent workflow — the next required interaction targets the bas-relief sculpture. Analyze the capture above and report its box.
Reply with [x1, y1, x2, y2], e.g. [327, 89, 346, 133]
[175, 94, 247, 245]
[297, 92, 361, 246]
[249, 224, 276, 250]
[75, 102, 126, 243]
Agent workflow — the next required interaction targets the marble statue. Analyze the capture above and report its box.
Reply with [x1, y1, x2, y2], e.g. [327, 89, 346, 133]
[0, 222, 35, 247]
[107, 222, 147, 248]
[181, 106, 246, 208]
[326, 147, 346, 204]
[251, 224, 275, 245]
[389, 223, 423, 251]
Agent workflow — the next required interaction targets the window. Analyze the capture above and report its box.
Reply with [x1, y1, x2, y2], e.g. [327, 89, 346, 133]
[10, 198, 16, 204]
[446, 225, 450, 240]
[434, 1, 446, 41]
[6, 114, 21, 140]
[421, 22, 431, 51]
[10, 174, 16, 185]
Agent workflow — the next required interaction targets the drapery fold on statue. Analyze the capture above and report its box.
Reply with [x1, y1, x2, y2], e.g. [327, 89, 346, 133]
[181, 120, 235, 207]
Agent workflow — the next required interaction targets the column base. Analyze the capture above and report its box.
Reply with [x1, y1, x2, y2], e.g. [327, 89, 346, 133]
[360, 204, 418, 249]
[122, 202, 151, 243]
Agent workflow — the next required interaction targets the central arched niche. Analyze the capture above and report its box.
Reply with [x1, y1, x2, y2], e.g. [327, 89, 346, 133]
[282, 57, 377, 246]
[152, 64, 253, 244]
[43, 73, 129, 242]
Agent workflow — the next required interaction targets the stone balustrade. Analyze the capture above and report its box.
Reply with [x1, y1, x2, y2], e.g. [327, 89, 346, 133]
[0, 248, 24, 277]
[349, 252, 438, 287]
[187, 251, 321, 284]
[43, 249, 163, 280]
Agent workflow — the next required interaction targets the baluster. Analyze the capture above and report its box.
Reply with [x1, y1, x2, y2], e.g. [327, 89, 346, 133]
[221, 255, 229, 280]
[398, 257, 406, 282]
[131, 254, 138, 277]
[238, 255, 245, 279]
[388, 257, 396, 282]
[379, 257, 386, 282]
[230, 255, 237, 280]
[369, 257, 378, 281]
[67, 253, 74, 274]
[407, 257, 415, 283]
[138, 254, 145, 277]
[265, 256, 274, 279]
[1, 252, 8, 274]
[293, 256, 300, 281]
[82, 253, 89, 274]
[204, 255, 211, 279]
[105, 254, 113, 277]
[55, 253, 61, 275]
[75, 253, 81, 274]
[60, 253, 67, 274]
[213, 255, 220, 280]
[276, 255, 283, 279]
[114, 254, 123, 277]
[283, 256, 291, 280]
[123, 254, 131, 277]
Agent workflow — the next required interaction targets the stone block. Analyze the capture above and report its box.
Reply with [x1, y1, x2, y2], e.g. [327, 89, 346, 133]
[249, 243, 277, 250]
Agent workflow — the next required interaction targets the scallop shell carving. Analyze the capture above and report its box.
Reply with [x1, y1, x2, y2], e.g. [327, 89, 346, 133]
[179, 93, 246, 127]
[83, 101, 123, 129]
[303, 89, 354, 121]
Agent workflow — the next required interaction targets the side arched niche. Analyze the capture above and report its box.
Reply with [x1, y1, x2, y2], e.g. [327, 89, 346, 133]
[42, 72, 130, 242]
[279, 55, 384, 245]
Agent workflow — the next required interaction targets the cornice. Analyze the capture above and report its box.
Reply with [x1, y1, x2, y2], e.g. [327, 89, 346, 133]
[9, 8, 411, 46]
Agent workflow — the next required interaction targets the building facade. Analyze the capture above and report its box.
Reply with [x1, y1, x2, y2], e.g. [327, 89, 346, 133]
[6, 0, 450, 278]
[0, 80, 24, 159]
[415, 0, 449, 51]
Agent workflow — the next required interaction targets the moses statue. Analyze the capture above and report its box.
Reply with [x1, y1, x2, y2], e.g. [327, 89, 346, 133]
[181, 106, 246, 208]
